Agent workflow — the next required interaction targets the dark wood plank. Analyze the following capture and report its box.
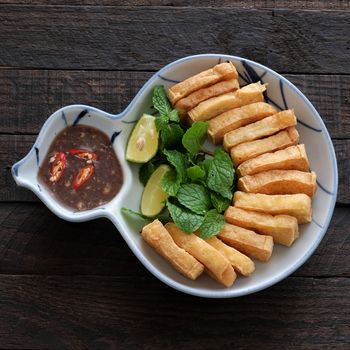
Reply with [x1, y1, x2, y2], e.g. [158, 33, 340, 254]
[0, 275, 348, 349]
[0, 6, 349, 73]
[1, 0, 349, 10]
[0, 203, 348, 277]
[0, 69, 349, 138]
[0, 69, 150, 135]
[2, 135, 347, 203]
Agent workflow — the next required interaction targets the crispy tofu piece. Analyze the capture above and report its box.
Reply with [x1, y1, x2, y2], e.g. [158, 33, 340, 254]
[188, 82, 266, 123]
[224, 207, 299, 247]
[168, 62, 238, 105]
[238, 170, 317, 197]
[208, 102, 277, 144]
[218, 223, 274, 262]
[223, 109, 297, 151]
[233, 191, 312, 224]
[237, 144, 310, 177]
[231, 127, 299, 166]
[175, 79, 239, 119]
[141, 220, 204, 280]
[205, 236, 255, 276]
[165, 223, 236, 287]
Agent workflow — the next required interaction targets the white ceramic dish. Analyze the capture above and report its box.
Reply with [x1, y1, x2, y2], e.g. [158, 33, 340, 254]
[12, 54, 338, 298]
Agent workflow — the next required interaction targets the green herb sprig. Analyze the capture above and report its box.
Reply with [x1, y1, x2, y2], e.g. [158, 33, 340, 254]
[124, 85, 236, 239]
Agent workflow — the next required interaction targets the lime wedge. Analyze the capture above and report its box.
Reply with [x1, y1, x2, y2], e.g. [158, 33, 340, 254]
[126, 114, 159, 163]
[141, 164, 170, 217]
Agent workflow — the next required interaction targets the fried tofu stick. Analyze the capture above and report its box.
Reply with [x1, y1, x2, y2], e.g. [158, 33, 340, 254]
[237, 144, 310, 177]
[208, 102, 277, 144]
[233, 191, 312, 224]
[224, 207, 299, 247]
[175, 79, 239, 119]
[218, 223, 274, 262]
[205, 236, 255, 276]
[188, 82, 267, 123]
[168, 62, 238, 105]
[238, 170, 317, 197]
[223, 109, 297, 151]
[165, 223, 236, 287]
[141, 220, 204, 280]
[230, 127, 299, 166]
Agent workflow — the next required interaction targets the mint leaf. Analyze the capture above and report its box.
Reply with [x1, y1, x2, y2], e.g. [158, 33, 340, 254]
[169, 109, 180, 123]
[199, 210, 225, 239]
[187, 165, 206, 181]
[163, 149, 188, 182]
[210, 192, 230, 213]
[155, 115, 169, 132]
[177, 184, 211, 215]
[182, 121, 209, 156]
[153, 85, 172, 116]
[207, 149, 235, 200]
[161, 168, 180, 196]
[160, 123, 184, 149]
[200, 158, 212, 176]
[166, 202, 204, 233]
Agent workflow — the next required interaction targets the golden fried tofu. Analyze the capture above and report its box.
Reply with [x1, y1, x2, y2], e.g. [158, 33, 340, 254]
[142, 220, 204, 280]
[223, 109, 297, 150]
[238, 170, 317, 197]
[168, 62, 238, 105]
[205, 236, 255, 276]
[224, 206, 299, 247]
[188, 82, 266, 123]
[218, 223, 274, 262]
[230, 127, 299, 166]
[237, 144, 309, 177]
[165, 223, 236, 287]
[175, 79, 239, 119]
[208, 102, 277, 144]
[233, 191, 312, 224]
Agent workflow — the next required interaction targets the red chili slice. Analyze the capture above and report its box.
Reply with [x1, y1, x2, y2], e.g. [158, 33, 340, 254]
[69, 149, 98, 161]
[50, 152, 67, 183]
[72, 164, 94, 190]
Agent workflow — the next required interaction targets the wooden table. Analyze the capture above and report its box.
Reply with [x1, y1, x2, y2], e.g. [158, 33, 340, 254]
[1, 1, 349, 348]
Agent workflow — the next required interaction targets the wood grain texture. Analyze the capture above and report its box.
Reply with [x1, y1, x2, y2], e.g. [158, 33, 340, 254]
[0, 203, 348, 277]
[0, 275, 349, 349]
[3, 135, 349, 204]
[0, 70, 349, 138]
[0, 6, 349, 73]
[1, 1, 349, 10]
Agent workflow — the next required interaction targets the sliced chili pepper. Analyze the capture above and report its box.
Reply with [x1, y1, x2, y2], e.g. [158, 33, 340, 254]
[69, 149, 98, 162]
[49, 152, 67, 183]
[72, 164, 94, 190]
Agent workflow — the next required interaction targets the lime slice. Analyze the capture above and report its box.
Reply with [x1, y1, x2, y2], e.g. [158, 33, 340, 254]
[126, 114, 159, 163]
[141, 164, 170, 217]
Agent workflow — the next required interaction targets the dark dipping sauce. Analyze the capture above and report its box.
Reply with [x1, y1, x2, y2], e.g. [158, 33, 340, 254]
[38, 125, 123, 211]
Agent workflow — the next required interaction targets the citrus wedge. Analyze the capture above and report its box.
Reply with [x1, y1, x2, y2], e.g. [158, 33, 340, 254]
[126, 114, 159, 163]
[141, 164, 170, 217]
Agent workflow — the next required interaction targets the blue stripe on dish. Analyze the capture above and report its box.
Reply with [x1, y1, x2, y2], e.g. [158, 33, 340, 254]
[121, 119, 138, 124]
[12, 163, 19, 177]
[316, 179, 334, 196]
[158, 74, 180, 84]
[34, 147, 39, 166]
[312, 218, 323, 228]
[61, 111, 68, 126]
[296, 119, 322, 132]
[73, 109, 89, 126]
[111, 130, 122, 144]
